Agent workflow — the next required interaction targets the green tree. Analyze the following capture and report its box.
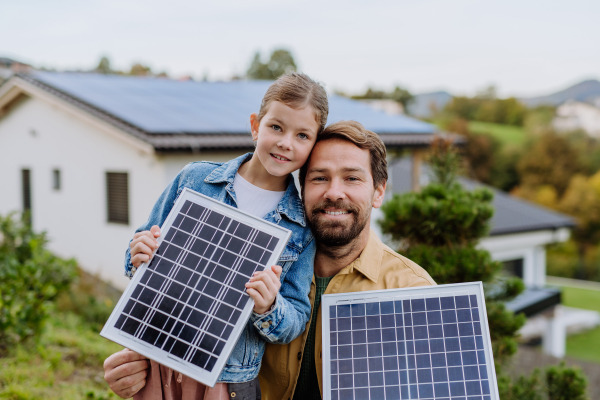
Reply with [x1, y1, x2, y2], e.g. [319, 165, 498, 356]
[246, 49, 297, 80]
[517, 131, 583, 197]
[95, 56, 112, 74]
[351, 85, 414, 110]
[558, 172, 600, 279]
[129, 63, 152, 76]
[379, 139, 526, 364]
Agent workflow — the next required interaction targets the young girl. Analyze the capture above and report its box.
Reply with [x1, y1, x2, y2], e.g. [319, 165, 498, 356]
[124, 73, 328, 400]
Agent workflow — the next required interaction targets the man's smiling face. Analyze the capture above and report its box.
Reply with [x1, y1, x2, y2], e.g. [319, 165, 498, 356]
[303, 138, 386, 247]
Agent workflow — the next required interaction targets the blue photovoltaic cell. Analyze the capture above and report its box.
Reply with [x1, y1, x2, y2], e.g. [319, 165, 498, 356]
[328, 294, 493, 400]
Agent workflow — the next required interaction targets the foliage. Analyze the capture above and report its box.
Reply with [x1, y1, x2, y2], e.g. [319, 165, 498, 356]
[246, 49, 297, 80]
[379, 184, 493, 248]
[95, 56, 112, 74]
[546, 362, 587, 400]
[516, 131, 583, 197]
[0, 311, 122, 399]
[56, 268, 122, 331]
[0, 213, 77, 353]
[444, 94, 527, 126]
[351, 85, 414, 110]
[498, 370, 544, 400]
[378, 140, 525, 364]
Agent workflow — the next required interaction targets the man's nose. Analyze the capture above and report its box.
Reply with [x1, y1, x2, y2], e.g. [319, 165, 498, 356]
[324, 178, 346, 201]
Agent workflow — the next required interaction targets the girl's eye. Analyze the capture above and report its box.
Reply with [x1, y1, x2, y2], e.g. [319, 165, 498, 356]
[298, 133, 309, 140]
[271, 125, 282, 131]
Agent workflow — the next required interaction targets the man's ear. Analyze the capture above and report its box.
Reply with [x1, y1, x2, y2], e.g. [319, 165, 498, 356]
[372, 182, 387, 209]
[250, 113, 260, 141]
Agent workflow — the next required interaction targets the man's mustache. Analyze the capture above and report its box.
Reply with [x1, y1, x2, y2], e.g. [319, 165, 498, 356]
[310, 200, 360, 218]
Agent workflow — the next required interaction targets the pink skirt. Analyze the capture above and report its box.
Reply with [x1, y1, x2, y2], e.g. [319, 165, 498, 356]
[134, 360, 229, 400]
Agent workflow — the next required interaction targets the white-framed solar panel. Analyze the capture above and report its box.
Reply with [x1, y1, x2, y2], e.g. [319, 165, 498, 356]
[101, 188, 291, 387]
[322, 282, 499, 400]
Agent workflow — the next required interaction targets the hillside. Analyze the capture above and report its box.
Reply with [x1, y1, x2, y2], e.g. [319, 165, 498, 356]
[521, 79, 600, 107]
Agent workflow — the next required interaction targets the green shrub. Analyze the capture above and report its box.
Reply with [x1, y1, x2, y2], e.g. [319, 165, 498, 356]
[0, 213, 77, 353]
[546, 362, 587, 400]
[498, 370, 544, 400]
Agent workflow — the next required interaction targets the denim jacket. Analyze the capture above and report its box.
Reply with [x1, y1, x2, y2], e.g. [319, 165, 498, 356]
[124, 153, 314, 383]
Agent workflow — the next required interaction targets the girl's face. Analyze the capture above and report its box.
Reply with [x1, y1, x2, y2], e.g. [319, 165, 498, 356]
[251, 101, 320, 178]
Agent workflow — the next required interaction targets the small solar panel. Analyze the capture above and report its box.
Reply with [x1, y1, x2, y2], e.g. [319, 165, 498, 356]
[101, 188, 291, 386]
[322, 282, 499, 400]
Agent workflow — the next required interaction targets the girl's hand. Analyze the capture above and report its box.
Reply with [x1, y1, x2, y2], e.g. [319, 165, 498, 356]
[245, 265, 283, 314]
[130, 225, 161, 268]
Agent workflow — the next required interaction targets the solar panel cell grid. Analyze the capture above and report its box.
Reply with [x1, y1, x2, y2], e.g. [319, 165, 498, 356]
[323, 283, 497, 400]
[101, 188, 290, 387]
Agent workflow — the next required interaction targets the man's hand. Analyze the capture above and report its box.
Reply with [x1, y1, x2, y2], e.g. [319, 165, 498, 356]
[245, 265, 283, 314]
[130, 225, 161, 268]
[104, 349, 149, 399]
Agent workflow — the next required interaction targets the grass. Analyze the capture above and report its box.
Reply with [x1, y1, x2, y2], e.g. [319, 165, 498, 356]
[468, 121, 526, 146]
[0, 311, 123, 400]
[558, 286, 600, 363]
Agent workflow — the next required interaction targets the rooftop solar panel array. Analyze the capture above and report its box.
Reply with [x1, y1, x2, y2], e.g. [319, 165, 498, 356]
[101, 188, 291, 386]
[322, 283, 499, 400]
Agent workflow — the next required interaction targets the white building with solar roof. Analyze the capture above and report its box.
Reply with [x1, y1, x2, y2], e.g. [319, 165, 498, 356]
[0, 72, 439, 290]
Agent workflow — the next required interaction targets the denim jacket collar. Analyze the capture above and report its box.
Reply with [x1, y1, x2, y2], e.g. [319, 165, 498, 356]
[204, 152, 306, 227]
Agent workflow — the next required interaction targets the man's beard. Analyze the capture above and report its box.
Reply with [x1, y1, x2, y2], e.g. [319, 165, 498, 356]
[307, 200, 370, 247]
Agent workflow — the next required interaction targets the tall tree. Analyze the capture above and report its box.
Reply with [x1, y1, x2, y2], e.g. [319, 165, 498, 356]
[246, 49, 297, 80]
[378, 139, 525, 365]
[95, 56, 112, 74]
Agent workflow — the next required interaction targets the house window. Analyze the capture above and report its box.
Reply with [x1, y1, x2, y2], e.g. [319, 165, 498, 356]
[53, 169, 61, 191]
[22, 169, 32, 223]
[503, 258, 524, 279]
[106, 172, 129, 224]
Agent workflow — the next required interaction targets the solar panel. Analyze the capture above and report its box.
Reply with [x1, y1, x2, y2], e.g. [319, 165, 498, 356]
[100, 188, 291, 387]
[322, 282, 499, 400]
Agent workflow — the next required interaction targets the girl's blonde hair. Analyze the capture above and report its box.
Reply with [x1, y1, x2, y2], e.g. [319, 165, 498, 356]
[257, 72, 329, 133]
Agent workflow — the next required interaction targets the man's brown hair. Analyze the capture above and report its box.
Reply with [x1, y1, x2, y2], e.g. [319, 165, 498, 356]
[299, 120, 388, 188]
[257, 72, 329, 133]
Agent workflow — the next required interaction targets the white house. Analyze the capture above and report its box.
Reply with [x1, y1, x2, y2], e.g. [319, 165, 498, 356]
[0, 72, 438, 289]
[554, 99, 600, 138]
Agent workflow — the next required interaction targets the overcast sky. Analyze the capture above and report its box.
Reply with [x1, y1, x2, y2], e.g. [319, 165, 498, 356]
[2, 0, 599, 97]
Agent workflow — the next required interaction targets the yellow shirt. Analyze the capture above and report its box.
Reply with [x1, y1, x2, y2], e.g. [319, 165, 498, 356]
[258, 230, 436, 400]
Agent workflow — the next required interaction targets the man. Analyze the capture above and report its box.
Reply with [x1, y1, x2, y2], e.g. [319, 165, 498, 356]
[259, 120, 435, 400]
[103, 120, 435, 399]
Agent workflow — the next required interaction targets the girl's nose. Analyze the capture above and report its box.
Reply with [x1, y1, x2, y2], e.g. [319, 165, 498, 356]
[278, 134, 293, 150]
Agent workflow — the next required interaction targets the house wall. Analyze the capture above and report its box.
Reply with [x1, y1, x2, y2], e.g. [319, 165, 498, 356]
[478, 228, 570, 287]
[0, 96, 256, 290]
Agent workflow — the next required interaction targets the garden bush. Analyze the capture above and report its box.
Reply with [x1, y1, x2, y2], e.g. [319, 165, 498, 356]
[0, 212, 77, 353]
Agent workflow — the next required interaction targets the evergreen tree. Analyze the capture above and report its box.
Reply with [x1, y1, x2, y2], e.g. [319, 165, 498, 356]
[379, 138, 525, 365]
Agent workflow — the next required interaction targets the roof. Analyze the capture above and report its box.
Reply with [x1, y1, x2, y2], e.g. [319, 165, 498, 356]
[505, 287, 561, 317]
[3, 72, 440, 151]
[390, 158, 575, 236]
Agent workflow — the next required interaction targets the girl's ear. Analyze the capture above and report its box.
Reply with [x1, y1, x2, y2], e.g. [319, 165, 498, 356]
[250, 113, 260, 141]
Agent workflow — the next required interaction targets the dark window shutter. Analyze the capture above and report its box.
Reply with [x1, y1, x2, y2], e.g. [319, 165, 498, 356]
[22, 169, 32, 223]
[106, 172, 129, 224]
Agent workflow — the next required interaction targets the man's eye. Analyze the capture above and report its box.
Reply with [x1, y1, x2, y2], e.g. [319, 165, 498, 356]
[271, 125, 282, 131]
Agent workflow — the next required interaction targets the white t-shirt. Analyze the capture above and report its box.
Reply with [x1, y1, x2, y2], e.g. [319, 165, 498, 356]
[233, 172, 286, 218]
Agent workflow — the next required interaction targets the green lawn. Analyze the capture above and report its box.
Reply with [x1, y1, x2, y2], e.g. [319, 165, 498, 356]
[0, 312, 122, 400]
[559, 286, 600, 363]
[468, 121, 526, 146]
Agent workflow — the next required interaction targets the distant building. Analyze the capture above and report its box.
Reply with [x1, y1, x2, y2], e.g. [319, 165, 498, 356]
[554, 100, 600, 138]
[0, 72, 438, 289]
[0, 57, 32, 80]
[358, 99, 405, 115]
